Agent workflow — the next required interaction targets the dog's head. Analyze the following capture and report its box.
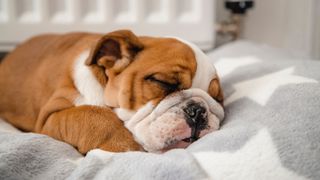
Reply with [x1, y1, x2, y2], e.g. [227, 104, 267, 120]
[86, 30, 224, 152]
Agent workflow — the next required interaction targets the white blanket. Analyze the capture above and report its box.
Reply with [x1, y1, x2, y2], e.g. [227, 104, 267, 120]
[1, 41, 319, 180]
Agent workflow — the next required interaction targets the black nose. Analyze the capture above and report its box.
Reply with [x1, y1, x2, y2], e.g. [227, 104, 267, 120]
[183, 102, 208, 142]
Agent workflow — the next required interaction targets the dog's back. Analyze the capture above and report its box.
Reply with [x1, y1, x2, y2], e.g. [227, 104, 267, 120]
[0, 33, 99, 131]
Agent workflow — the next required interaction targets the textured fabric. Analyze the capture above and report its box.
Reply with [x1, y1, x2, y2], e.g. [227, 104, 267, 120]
[1, 41, 319, 180]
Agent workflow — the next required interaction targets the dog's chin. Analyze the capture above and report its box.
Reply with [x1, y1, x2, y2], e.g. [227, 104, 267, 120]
[157, 125, 214, 153]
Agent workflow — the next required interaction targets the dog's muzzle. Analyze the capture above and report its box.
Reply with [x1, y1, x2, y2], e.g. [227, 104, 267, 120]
[182, 101, 208, 143]
[121, 88, 224, 152]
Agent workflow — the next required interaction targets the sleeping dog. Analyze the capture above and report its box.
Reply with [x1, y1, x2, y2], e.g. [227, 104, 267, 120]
[0, 30, 224, 154]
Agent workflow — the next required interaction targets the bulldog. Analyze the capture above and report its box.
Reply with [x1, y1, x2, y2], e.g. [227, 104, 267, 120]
[0, 30, 224, 154]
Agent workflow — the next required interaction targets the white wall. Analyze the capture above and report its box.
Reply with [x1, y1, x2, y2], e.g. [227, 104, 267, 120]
[216, 0, 320, 59]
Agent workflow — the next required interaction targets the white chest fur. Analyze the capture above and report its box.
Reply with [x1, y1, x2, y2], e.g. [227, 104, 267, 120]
[73, 50, 105, 106]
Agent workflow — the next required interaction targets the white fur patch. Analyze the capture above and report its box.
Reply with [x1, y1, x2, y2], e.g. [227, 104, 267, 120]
[167, 37, 217, 92]
[73, 50, 105, 106]
[113, 108, 136, 122]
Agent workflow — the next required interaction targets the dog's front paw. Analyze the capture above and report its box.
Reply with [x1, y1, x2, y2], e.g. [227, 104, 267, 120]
[77, 139, 142, 154]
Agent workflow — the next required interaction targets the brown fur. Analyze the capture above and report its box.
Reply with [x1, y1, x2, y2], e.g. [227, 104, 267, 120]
[0, 30, 222, 154]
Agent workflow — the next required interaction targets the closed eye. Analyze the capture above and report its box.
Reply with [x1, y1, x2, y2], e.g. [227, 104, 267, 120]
[144, 75, 180, 92]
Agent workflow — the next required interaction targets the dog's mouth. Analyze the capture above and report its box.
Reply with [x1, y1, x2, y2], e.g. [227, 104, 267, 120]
[161, 130, 204, 152]
[182, 136, 198, 143]
[161, 133, 203, 152]
[161, 139, 191, 152]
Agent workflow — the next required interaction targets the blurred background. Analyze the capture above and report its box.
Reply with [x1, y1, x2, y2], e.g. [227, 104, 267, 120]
[0, 0, 319, 59]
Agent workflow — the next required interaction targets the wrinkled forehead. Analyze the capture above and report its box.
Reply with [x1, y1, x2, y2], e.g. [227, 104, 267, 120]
[138, 36, 217, 92]
[134, 37, 197, 74]
[167, 37, 217, 92]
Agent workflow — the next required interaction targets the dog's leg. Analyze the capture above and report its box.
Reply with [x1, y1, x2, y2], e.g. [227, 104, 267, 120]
[39, 105, 141, 154]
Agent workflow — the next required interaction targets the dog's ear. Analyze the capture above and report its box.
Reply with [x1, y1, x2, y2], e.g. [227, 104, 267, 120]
[86, 30, 144, 73]
[208, 77, 224, 105]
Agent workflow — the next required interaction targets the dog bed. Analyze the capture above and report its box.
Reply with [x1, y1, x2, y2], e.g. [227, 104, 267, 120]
[1, 41, 319, 180]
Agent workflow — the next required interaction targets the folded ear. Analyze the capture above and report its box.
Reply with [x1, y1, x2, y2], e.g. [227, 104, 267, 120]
[86, 30, 144, 73]
[208, 77, 224, 105]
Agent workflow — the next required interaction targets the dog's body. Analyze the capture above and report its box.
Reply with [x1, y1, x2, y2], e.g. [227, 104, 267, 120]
[0, 30, 224, 154]
[0, 33, 141, 153]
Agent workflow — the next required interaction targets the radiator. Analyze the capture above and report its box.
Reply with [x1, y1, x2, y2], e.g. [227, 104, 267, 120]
[0, 0, 215, 51]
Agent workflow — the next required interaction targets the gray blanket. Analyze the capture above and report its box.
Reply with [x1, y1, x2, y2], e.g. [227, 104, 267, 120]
[1, 41, 319, 180]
